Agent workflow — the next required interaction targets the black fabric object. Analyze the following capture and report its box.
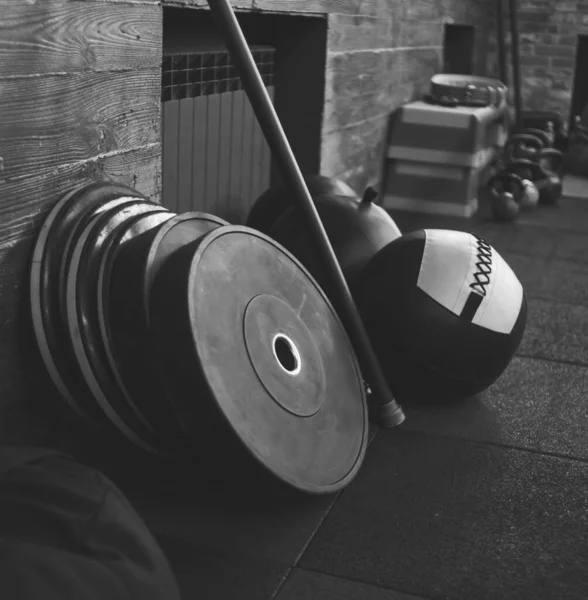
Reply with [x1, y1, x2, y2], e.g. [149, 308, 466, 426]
[0, 446, 181, 600]
[353, 231, 527, 404]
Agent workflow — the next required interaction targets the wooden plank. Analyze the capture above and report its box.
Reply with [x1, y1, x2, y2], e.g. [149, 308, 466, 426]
[229, 90, 246, 223]
[0, 144, 162, 247]
[240, 95, 256, 209]
[161, 0, 380, 17]
[0, 1, 161, 76]
[162, 100, 180, 212]
[177, 98, 195, 213]
[216, 92, 234, 220]
[161, 0, 253, 8]
[252, 0, 378, 15]
[205, 93, 221, 214]
[0, 69, 161, 181]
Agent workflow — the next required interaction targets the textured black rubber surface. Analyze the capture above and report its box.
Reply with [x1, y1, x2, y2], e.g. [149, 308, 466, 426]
[299, 429, 588, 600]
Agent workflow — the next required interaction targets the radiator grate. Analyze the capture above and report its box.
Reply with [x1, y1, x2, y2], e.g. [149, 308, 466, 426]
[161, 47, 275, 222]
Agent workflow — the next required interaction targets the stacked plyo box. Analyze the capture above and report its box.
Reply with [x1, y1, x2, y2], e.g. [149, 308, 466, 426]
[382, 100, 508, 217]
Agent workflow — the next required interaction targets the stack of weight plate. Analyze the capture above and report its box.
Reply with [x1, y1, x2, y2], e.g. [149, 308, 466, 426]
[30, 182, 368, 494]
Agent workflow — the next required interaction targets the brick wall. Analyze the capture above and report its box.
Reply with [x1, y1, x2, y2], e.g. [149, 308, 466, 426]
[487, 0, 586, 128]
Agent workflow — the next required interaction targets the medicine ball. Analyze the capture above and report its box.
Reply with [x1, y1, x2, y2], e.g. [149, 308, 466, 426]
[353, 229, 527, 404]
[0, 446, 181, 600]
[246, 174, 358, 233]
[269, 191, 402, 294]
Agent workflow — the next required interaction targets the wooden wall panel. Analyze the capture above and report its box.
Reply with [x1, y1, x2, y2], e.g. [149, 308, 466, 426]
[0, 69, 161, 181]
[0, 0, 162, 443]
[0, 1, 160, 76]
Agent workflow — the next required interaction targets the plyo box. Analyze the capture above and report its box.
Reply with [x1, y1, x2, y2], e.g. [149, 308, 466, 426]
[382, 100, 508, 217]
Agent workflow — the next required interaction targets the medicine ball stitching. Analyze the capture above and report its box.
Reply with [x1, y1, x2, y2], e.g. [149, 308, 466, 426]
[469, 237, 493, 297]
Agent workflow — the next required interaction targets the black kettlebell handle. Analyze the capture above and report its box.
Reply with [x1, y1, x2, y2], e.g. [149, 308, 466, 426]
[506, 133, 545, 151]
[505, 158, 545, 181]
[522, 128, 552, 147]
[488, 171, 525, 200]
[539, 148, 564, 177]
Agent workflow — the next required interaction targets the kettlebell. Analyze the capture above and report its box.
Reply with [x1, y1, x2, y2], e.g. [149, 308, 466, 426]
[522, 128, 552, 148]
[505, 158, 562, 206]
[504, 133, 544, 162]
[487, 172, 524, 221]
[519, 178, 540, 210]
[539, 147, 565, 181]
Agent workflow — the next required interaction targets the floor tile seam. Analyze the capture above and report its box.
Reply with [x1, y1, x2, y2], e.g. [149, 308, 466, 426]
[291, 564, 437, 600]
[395, 427, 588, 465]
[514, 351, 588, 370]
[269, 567, 295, 600]
[289, 428, 382, 569]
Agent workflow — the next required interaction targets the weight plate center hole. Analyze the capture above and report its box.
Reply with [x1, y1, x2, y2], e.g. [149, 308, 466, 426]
[272, 334, 301, 376]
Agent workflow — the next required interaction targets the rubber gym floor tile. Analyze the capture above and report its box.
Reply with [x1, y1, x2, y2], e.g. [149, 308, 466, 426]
[275, 569, 428, 600]
[481, 225, 557, 259]
[298, 430, 588, 600]
[503, 253, 588, 306]
[399, 356, 572, 449]
[155, 533, 288, 600]
[534, 371, 588, 460]
[516, 198, 588, 233]
[72, 441, 340, 566]
[125, 425, 379, 566]
[517, 298, 588, 365]
[551, 230, 588, 263]
[121, 469, 338, 566]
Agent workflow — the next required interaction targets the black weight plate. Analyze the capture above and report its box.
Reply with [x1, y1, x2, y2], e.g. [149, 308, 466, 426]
[58, 192, 164, 327]
[149, 226, 369, 494]
[30, 181, 154, 417]
[65, 202, 171, 452]
[107, 212, 229, 442]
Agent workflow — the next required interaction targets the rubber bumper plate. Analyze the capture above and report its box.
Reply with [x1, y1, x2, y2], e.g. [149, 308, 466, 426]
[107, 212, 230, 445]
[30, 181, 162, 416]
[65, 202, 173, 450]
[148, 225, 369, 494]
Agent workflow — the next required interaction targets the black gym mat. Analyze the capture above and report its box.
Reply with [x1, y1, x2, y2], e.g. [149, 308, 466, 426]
[400, 356, 575, 445]
[518, 298, 588, 365]
[298, 429, 588, 600]
[401, 356, 588, 456]
[504, 253, 588, 305]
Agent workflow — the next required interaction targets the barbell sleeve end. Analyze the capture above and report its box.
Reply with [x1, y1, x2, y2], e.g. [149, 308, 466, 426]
[371, 400, 406, 428]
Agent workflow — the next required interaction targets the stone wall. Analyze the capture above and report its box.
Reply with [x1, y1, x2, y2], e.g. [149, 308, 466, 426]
[487, 0, 587, 129]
